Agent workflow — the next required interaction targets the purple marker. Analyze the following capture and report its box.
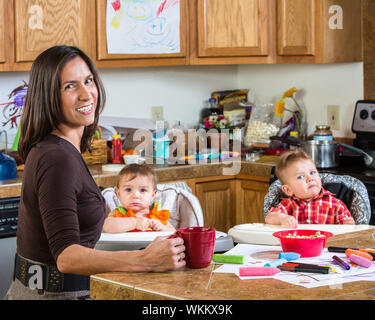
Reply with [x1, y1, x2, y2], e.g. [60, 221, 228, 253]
[333, 255, 351, 270]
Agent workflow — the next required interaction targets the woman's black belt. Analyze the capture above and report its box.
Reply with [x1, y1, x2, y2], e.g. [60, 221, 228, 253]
[13, 254, 90, 293]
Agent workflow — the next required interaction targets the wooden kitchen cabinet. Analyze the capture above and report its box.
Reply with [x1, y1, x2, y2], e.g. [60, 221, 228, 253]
[190, 0, 362, 65]
[1, 0, 93, 71]
[277, 0, 315, 57]
[235, 176, 269, 225]
[276, 0, 362, 63]
[14, 0, 91, 63]
[190, 0, 274, 65]
[0, 0, 5, 67]
[0, 0, 362, 72]
[95, 0, 188, 68]
[195, 177, 236, 233]
[192, 174, 269, 232]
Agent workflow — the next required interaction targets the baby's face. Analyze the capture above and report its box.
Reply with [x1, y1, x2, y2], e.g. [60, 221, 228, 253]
[116, 174, 156, 214]
[281, 159, 322, 201]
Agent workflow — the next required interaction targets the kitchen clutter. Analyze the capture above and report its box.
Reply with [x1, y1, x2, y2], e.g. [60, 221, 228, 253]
[243, 103, 281, 149]
[61, 90, 375, 169]
[92, 86, 340, 166]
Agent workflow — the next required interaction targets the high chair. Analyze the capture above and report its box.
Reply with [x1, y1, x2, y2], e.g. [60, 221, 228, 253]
[227, 173, 373, 245]
[263, 173, 371, 224]
[96, 181, 234, 252]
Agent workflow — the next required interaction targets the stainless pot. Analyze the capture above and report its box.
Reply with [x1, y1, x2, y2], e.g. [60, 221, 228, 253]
[270, 136, 340, 168]
[303, 140, 340, 168]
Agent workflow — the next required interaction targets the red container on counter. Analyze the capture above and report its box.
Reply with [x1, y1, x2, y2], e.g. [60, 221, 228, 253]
[273, 229, 333, 258]
[111, 134, 122, 164]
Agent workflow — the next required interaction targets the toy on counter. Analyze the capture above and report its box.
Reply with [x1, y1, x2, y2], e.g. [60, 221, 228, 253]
[183, 150, 240, 162]
[239, 267, 280, 277]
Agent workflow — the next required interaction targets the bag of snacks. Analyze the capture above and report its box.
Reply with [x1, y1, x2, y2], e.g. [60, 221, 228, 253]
[243, 103, 281, 148]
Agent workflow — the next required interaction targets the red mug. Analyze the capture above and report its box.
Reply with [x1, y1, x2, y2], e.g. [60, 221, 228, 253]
[171, 227, 216, 269]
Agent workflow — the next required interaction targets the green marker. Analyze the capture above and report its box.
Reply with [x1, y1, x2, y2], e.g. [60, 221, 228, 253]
[212, 254, 246, 264]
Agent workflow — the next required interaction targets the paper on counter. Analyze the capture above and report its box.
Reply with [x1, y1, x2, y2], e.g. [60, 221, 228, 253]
[213, 243, 375, 288]
[213, 244, 283, 279]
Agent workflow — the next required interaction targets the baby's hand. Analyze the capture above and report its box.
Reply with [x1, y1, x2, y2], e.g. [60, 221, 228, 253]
[280, 214, 298, 229]
[149, 219, 164, 231]
[342, 216, 355, 225]
[135, 217, 150, 231]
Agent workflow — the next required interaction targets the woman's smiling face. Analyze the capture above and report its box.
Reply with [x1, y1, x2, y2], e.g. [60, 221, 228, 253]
[59, 56, 98, 129]
[281, 159, 322, 201]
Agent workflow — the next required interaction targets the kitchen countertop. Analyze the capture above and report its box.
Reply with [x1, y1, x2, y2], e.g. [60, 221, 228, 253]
[90, 229, 375, 300]
[0, 159, 275, 198]
[2, 153, 375, 199]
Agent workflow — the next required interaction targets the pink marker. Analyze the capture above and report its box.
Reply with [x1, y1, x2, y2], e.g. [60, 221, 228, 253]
[349, 254, 373, 268]
[239, 267, 280, 277]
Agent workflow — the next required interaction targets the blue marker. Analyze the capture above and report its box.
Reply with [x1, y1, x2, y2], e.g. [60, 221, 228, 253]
[264, 258, 287, 268]
[278, 252, 301, 261]
[332, 255, 351, 270]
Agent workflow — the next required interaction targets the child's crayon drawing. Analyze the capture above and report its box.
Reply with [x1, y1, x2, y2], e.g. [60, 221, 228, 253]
[106, 0, 180, 54]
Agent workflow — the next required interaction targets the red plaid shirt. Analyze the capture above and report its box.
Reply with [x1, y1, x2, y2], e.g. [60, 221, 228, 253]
[269, 188, 352, 224]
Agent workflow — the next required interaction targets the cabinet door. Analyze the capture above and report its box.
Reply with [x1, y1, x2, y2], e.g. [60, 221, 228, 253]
[96, 0, 187, 67]
[0, 0, 4, 64]
[321, 0, 362, 62]
[195, 180, 235, 233]
[196, 0, 270, 57]
[14, 0, 90, 62]
[235, 179, 269, 224]
[277, 0, 315, 56]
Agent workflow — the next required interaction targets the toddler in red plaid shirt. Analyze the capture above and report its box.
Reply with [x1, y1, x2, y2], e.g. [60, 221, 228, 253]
[265, 149, 355, 228]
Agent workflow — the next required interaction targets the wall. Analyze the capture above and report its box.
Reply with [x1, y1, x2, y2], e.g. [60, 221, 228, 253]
[98, 65, 238, 128]
[0, 66, 238, 147]
[0, 72, 29, 149]
[0, 62, 363, 147]
[237, 63, 364, 138]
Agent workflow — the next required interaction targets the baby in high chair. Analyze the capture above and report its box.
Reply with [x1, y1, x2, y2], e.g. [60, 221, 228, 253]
[265, 149, 355, 228]
[102, 164, 176, 233]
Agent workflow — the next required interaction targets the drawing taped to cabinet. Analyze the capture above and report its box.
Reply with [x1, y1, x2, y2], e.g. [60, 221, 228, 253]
[106, 0, 181, 54]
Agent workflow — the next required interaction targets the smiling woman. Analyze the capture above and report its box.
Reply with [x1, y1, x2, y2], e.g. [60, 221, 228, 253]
[56, 56, 98, 145]
[5, 45, 186, 300]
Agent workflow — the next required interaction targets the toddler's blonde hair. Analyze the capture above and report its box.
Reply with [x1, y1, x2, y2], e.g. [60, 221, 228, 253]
[275, 149, 312, 183]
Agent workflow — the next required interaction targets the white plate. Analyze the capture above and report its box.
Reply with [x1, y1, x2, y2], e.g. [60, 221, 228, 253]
[228, 223, 375, 245]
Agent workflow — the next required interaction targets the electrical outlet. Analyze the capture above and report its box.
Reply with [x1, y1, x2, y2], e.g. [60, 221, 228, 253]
[151, 106, 164, 120]
[327, 105, 340, 130]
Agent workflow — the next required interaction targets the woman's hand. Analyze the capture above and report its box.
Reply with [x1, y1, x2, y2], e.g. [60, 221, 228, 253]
[141, 236, 186, 272]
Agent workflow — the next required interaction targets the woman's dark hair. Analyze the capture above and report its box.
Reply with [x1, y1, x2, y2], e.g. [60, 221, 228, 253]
[18, 45, 106, 161]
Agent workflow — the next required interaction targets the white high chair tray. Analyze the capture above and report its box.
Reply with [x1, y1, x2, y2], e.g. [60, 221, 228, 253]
[99, 231, 174, 243]
[228, 223, 375, 245]
[96, 232, 174, 251]
[96, 230, 234, 252]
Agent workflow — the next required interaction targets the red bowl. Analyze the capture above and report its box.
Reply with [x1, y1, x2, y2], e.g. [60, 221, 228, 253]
[272, 229, 333, 258]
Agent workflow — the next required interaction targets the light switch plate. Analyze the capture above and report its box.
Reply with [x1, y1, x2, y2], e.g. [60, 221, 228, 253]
[327, 105, 340, 130]
[151, 106, 164, 120]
